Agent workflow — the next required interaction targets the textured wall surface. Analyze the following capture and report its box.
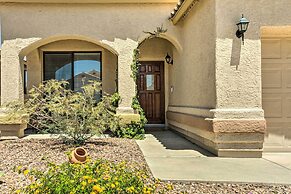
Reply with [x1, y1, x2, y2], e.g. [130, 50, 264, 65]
[1, 38, 41, 105]
[168, 0, 216, 109]
[214, 0, 291, 119]
[102, 38, 138, 113]
[0, 3, 179, 43]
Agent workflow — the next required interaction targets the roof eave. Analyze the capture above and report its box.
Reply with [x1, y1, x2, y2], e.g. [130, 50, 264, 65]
[170, 0, 199, 25]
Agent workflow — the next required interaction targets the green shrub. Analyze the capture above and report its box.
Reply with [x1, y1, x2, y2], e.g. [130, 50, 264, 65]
[113, 122, 145, 139]
[6, 80, 119, 145]
[15, 159, 173, 194]
[112, 97, 147, 139]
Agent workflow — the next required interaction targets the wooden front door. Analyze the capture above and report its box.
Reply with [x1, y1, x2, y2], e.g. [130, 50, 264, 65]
[138, 61, 165, 124]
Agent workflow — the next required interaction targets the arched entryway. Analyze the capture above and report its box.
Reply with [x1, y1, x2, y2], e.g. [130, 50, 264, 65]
[137, 35, 181, 125]
[19, 35, 118, 101]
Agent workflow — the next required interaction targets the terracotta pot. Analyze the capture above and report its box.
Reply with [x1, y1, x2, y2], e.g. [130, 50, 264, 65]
[70, 147, 88, 164]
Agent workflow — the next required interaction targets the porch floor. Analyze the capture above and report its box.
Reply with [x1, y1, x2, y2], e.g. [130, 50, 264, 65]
[136, 130, 291, 185]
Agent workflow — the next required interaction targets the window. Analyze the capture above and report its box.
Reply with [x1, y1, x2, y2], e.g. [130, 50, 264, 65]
[146, 74, 155, 91]
[44, 52, 102, 100]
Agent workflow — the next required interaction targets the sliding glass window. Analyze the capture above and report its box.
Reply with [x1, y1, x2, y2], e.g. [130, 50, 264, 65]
[44, 52, 102, 99]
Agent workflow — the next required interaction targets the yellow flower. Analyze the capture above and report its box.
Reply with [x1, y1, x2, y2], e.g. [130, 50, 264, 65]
[88, 179, 93, 184]
[16, 166, 22, 172]
[126, 186, 135, 193]
[93, 185, 104, 192]
[23, 169, 29, 176]
[143, 190, 151, 194]
[34, 190, 39, 194]
[83, 176, 90, 179]
[111, 184, 115, 188]
[167, 183, 174, 190]
[15, 190, 21, 194]
[81, 181, 87, 187]
[90, 192, 96, 194]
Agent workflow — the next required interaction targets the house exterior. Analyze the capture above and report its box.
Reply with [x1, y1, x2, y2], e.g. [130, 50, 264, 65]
[0, 0, 290, 157]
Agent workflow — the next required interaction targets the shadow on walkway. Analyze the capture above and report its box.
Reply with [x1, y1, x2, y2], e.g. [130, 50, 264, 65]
[145, 129, 214, 157]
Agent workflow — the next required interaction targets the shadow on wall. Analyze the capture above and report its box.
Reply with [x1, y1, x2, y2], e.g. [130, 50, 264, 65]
[230, 38, 242, 70]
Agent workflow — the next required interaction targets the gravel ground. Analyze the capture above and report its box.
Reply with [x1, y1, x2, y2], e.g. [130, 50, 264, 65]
[0, 138, 291, 194]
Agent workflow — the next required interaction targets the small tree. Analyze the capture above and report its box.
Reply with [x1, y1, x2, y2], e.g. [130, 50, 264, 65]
[6, 80, 119, 145]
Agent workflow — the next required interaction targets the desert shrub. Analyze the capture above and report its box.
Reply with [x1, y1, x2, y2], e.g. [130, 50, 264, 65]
[113, 122, 145, 139]
[15, 159, 173, 194]
[118, 96, 146, 139]
[6, 80, 119, 145]
[112, 96, 147, 139]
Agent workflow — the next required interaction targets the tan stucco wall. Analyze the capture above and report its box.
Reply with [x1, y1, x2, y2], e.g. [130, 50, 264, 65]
[167, 0, 291, 157]
[168, 0, 216, 110]
[139, 38, 173, 61]
[0, 3, 179, 43]
[0, 0, 177, 3]
[166, 0, 216, 128]
[26, 39, 117, 94]
[1, 38, 41, 105]
[214, 0, 291, 120]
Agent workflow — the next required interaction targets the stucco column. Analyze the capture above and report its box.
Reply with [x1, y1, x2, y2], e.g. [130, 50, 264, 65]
[1, 38, 40, 105]
[212, 38, 266, 157]
[102, 38, 138, 114]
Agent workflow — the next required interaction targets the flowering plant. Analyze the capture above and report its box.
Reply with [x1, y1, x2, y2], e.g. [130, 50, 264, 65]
[15, 159, 173, 194]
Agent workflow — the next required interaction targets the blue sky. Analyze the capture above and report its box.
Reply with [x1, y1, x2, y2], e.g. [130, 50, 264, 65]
[55, 60, 101, 80]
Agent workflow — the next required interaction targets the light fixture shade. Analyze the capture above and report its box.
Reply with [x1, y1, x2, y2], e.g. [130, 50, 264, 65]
[165, 53, 172, 64]
[237, 15, 249, 32]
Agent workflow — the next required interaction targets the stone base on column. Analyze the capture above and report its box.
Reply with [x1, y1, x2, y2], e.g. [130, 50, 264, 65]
[116, 107, 134, 114]
[0, 123, 27, 138]
[167, 111, 266, 158]
[116, 106, 140, 125]
[117, 113, 141, 125]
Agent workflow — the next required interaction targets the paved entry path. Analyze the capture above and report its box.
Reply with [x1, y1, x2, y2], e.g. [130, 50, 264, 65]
[136, 131, 291, 185]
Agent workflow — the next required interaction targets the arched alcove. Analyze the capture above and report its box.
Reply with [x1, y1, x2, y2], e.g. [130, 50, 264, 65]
[19, 35, 118, 96]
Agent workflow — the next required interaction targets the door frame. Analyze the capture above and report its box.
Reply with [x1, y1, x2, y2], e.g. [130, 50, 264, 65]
[138, 61, 165, 124]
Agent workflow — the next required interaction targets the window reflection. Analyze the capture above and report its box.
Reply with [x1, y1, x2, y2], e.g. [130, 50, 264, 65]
[44, 53, 72, 89]
[74, 53, 101, 92]
[44, 52, 102, 101]
[146, 74, 155, 91]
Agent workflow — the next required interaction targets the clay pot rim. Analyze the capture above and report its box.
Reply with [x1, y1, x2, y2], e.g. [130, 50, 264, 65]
[75, 147, 88, 157]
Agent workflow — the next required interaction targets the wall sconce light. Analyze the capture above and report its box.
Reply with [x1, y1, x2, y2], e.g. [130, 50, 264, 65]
[23, 56, 27, 62]
[236, 14, 250, 45]
[165, 53, 173, 65]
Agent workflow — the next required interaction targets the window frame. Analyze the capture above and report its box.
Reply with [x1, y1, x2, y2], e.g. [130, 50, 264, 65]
[43, 51, 102, 92]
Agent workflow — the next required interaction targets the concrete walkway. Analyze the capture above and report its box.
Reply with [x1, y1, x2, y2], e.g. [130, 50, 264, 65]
[136, 131, 291, 185]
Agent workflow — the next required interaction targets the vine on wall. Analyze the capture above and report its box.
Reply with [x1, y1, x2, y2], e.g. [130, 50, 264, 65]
[116, 25, 168, 139]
